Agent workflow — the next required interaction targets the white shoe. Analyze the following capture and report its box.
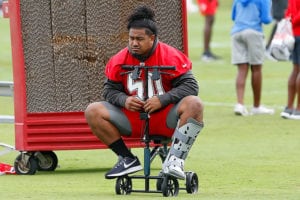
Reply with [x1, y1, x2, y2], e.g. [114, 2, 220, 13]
[234, 104, 248, 116]
[251, 105, 275, 115]
[288, 114, 300, 120]
[163, 155, 185, 179]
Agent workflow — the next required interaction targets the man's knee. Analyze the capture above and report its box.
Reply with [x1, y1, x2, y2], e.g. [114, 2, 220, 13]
[85, 102, 105, 121]
[182, 96, 204, 113]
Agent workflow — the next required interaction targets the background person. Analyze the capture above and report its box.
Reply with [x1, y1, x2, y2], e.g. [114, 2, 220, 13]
[280, 0, 300, 119]
[231, 0, 274, 116]
[85, 5, 204, 180]
[196, 0, 221, 61]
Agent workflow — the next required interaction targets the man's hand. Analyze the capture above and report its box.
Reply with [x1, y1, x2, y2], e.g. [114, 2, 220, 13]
[125, 96, 145, 112]
[144, 96, 162, 113]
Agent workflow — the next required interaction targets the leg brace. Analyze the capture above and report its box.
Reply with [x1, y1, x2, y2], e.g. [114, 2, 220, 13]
[170, 118, 203, 159]
[163, 118, 203, 179]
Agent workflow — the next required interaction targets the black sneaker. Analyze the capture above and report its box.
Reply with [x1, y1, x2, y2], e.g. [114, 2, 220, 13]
[280, 107, 293, 119]
[201, 51, 221, 62]
[105, 156, 143, 179]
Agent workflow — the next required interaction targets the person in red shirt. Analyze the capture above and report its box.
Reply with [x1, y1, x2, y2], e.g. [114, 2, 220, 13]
[280, 0, 300, 119]
[197, 0, 221, 61]
[85, 5, 204, 179]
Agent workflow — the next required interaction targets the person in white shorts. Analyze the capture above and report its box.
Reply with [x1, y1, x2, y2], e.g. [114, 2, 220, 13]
[231, 0, 275, 116]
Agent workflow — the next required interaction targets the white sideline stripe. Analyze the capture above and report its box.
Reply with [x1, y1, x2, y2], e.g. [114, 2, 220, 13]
[204, 101, 284, 110]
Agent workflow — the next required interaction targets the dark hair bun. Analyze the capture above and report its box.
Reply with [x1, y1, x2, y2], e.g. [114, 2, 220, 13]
[128, 5, 155, 23]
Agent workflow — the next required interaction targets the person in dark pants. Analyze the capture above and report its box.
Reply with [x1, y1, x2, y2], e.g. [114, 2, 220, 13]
[197, 0, 221, 61]
[280, 0, 300, 119]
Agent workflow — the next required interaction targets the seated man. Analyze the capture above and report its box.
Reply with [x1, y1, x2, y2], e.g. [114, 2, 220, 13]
[85, 5, 204, 180]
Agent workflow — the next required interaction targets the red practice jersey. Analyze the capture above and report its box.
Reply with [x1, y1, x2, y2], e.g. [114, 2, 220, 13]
[105, 42, 192, 138]
[106, 42, 192, 100]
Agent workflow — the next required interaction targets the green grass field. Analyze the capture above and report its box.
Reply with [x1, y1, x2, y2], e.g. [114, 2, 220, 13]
[1, 1, 300, 199]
